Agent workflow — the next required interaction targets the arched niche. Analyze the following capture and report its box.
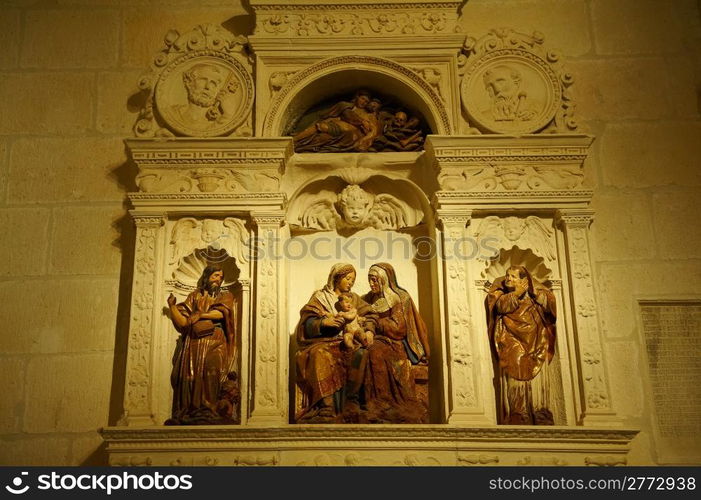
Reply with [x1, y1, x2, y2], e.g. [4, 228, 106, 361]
[263, 55, 451, 137]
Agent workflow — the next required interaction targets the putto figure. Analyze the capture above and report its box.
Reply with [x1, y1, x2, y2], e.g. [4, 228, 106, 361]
[485, 265, 556, 425]
[166, 265, 240, 424]
[482, 65, 538, 122]
[169, 63, 236, 132]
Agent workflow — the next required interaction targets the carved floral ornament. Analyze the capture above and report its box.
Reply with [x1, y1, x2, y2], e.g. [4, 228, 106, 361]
[459, 28, 577, 135]
[252, 1, 463, 37]
[134, 24, 255, 138]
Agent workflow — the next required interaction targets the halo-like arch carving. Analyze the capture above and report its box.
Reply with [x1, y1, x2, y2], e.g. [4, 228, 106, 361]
[263, 55, 452, 137]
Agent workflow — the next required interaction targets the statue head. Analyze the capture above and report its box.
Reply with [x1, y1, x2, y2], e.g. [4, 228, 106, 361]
[367, 98, 382, 113]
[504, 265, 533, 295]
[332, 266, 356, 294]
[337, 185, 373, 226]
[393, 111, 408, 128]
[335, 292, 354, 312]
[483, 65, 522, 101]
[503, 217, 525, 241]
[197, 265, 224, 294]
[182, 63, 227, 108]
[201, 219, 223, 245]
[353, 89, 371, 109]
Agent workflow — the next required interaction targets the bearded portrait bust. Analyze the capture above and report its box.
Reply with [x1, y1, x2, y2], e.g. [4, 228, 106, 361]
[167, 63, 236, 133]
[154, 54, 253, 137]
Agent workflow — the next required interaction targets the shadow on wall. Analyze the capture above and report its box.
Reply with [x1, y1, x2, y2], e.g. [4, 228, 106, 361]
[107, 145, 139, 430]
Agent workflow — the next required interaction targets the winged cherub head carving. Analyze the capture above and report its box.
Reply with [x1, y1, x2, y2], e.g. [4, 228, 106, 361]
[336, 184, 374, 226]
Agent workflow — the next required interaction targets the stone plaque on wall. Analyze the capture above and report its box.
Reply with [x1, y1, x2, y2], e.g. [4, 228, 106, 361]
[640, 302, 701, 463]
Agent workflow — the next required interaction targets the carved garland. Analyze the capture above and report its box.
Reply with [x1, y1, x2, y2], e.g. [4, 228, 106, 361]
[439, 215, 478, 409]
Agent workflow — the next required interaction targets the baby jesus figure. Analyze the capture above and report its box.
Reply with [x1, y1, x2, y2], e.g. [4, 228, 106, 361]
[334, 293, 371, 349]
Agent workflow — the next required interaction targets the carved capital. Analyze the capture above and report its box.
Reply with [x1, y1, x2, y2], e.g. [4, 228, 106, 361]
[435, 209, 471, 228]
[555, 209, 594, 229]
[132, 214, 166, 228]
[252, 213, 285, 227]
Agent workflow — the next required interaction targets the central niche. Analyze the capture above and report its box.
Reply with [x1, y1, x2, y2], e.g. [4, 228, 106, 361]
[287, 89, 430, 153]
[286, 175, 439, 424]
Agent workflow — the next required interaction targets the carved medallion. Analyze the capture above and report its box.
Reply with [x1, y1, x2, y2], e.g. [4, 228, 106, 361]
[459, 29, 576, 135]
[155, 53, 254, 137]
[462, 54, 560, 135]
[133, 24, 254, 138]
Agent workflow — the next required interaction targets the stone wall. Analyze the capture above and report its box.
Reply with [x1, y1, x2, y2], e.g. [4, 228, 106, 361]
[0, 0, 698, 465]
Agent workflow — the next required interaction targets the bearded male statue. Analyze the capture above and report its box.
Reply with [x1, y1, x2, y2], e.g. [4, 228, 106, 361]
[485, 265, 557, 425]
[166, 265, 240, 424]
[169, 63, 235, 132]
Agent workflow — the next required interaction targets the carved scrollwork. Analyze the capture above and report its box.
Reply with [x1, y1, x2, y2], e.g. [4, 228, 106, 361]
[459, 28, 578, 134]
[252, 3, 461, 38]
[134, 24, 254, 138]
[457, 454, 500, 465]
[437, 164, 584, 192]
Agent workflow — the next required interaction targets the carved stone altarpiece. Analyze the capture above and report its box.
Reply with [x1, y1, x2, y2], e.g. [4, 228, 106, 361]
[104, 0, 636, 466]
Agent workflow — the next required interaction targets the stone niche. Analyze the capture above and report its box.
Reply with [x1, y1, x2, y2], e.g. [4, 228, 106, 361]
[102, 0, 638, 466]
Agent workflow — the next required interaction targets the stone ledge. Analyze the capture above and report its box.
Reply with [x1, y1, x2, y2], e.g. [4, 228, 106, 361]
[102, 425, 638, 466]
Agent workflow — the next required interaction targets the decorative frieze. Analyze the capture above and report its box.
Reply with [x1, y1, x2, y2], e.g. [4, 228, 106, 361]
[250, 1, 463, 38]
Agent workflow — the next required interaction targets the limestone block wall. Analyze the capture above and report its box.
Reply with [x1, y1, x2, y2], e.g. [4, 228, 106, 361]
[0, 0, 699, 465]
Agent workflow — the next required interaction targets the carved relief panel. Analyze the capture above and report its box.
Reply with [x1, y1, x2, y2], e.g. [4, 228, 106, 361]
[459, 28, 578, 135]
[135, 24, 255, 138]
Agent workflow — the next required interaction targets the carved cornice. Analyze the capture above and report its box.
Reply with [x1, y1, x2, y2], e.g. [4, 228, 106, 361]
[102, 425, 639, 444]
[129, 193, 285, 201]
[426, 135, 594, 163]
[126, 138, 293, 164]
[435, 190, 594, 199]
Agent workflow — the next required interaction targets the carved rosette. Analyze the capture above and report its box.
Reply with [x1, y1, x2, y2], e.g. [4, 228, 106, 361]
[134, 24, 254, 138]
[250, 215, 285, 422]
[556, 210, 614, 419]
[459, 28, 578, 134]
[122, 215, 165, 426]
[437, 212, 479, 415]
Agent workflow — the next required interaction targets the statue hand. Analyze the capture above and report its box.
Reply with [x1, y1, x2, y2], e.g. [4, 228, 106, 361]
[321, 316, 344, 329]
[167, 293, 177, 307]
